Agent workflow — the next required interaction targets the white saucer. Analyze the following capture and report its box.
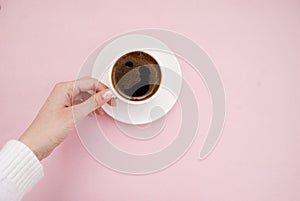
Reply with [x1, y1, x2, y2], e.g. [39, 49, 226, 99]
[92, 34, 182, 124]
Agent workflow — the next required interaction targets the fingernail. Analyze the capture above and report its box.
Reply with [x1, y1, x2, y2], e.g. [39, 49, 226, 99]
[102, 90, 113, 101]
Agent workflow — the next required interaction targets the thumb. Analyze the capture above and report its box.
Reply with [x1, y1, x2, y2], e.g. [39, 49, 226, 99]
[72, 89, 114, 122]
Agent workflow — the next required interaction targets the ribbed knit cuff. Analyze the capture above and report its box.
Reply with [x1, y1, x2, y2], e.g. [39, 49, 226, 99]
[0, 140, 44, 198]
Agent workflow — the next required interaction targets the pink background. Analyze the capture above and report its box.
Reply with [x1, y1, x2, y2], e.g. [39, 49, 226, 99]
[1, 0, 300, 200]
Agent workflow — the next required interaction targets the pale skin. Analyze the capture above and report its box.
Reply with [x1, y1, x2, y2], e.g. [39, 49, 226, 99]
[19, 77, 115, 161]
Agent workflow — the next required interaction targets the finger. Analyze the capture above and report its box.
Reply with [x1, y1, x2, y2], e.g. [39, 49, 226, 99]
[95, 108, 105, 115]
[71, 77, 108, 97]
[111, 98, 117, 106]
[107, 97, 117, 107]
[72, 89, 113, 122]
[88, 111, 95, 117]
[95, 108, 100, 115]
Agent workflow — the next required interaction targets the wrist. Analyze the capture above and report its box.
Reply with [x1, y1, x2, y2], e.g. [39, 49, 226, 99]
[19, 135, 53, 161]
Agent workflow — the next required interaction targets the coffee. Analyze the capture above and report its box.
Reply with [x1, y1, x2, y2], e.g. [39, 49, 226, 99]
[111, 51, 161, 101]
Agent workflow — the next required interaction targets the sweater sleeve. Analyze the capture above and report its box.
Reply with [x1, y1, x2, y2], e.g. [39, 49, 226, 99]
[0, 140, 44, 201]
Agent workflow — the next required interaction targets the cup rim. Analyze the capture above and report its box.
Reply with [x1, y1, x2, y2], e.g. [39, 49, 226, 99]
[108, 49, 163, 105]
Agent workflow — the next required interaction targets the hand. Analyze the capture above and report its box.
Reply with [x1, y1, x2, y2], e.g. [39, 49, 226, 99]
[19, 77, 115, 160]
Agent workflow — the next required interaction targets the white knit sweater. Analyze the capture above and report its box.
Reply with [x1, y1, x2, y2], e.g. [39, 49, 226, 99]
[0, 140, 44, 201]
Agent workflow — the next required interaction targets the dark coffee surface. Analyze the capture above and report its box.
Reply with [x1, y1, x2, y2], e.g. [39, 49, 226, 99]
[112, 51, 161, 101]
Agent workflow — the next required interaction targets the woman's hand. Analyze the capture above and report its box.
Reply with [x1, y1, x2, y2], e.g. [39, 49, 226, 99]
[19, 77, 115, 160]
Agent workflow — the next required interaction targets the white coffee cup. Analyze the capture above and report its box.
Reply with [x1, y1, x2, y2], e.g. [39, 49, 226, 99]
[102, 49, 163, 105]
